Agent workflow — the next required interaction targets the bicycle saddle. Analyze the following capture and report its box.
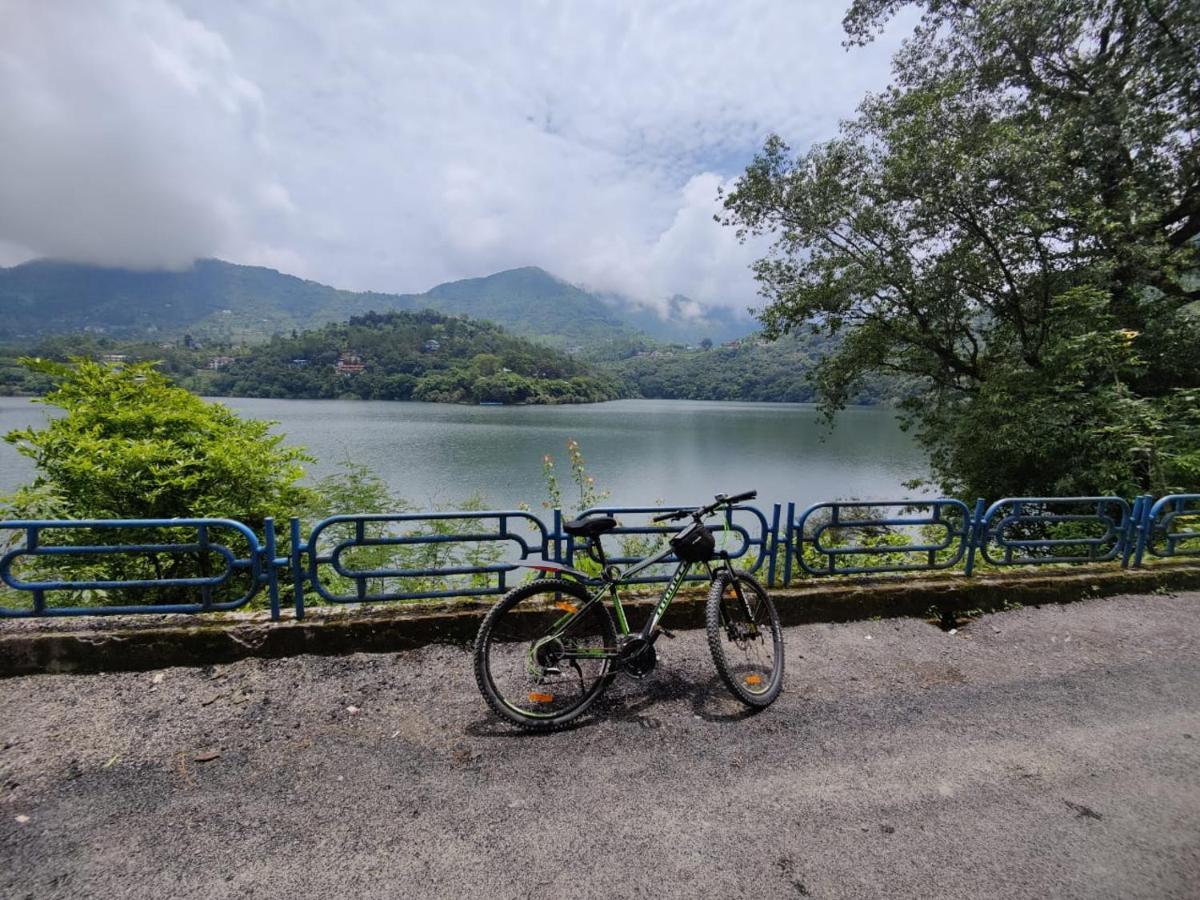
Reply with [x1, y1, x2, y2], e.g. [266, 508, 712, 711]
[562, 516, 617, 538]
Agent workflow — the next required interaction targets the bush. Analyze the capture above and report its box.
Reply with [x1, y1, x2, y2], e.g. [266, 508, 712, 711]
[0, 359, 315, 609]
[4, 358, 313, 524]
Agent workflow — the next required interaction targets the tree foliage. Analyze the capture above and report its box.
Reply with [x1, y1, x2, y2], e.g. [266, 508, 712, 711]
[722, 0, 1200, 497]
[5, 359, 313, 524]
[613, 332, 907, 404]
[202, 309, 621, 405]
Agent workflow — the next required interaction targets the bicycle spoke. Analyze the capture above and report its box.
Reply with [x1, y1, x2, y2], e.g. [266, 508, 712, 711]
[476, 580, 615, 725]
[706, 571, 784, 707]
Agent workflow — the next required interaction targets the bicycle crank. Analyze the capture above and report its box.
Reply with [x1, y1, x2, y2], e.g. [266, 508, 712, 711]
[617, 636, 657, 679]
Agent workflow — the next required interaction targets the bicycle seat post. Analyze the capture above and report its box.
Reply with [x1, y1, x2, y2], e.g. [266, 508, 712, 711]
[590, 534, 608, 571]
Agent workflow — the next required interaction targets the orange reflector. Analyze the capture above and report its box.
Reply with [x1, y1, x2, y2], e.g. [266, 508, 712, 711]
[554, 602, 578, 614]
[528, 692, 555, 703]
[744, 674, 763, 686]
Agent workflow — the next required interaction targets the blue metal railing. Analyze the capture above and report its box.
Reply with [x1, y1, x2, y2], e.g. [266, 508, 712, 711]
[2, 492, 1198, 621]
[1134, 494, 1200, 565]
[296, 510, 549, 617]
[786, 499, 973, 579]
[564, 504, 778, 585]
[0, 518, 268, 617]
[968, 497, 1131, 571]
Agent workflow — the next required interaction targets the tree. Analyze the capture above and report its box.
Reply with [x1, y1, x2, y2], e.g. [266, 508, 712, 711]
[721, 0, 1200, 497]
[0, 359, 317, 607]
[4, 359, 313, 524]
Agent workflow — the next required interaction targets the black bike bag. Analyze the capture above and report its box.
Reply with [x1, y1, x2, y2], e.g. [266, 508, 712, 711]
[670, 521, 716, 563]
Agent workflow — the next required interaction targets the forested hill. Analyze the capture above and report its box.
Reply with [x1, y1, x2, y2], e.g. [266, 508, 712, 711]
[0, 258, 375, 342]
[611, 331, 907, 405]
[195, 309, 623, 405]
[0, 258, 733, 349]
[418, 267, 641, 346]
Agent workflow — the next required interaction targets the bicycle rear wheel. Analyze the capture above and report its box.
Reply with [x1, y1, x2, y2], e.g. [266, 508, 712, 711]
[705, 570, 784, 707]
[474, 578, 617, 731]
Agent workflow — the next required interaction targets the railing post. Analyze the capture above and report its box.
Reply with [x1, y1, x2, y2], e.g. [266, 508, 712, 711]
[290, 517, 306, 620]
[197, 523, 213, 609]
[1132, 495, 1153, 567]
[782, 502, 795, 586]
[964, 498, 986, 576]
[263, 517, 281, 621]
[561, 509, 576, 569]
[767, 503, 781, 587]
[552, 509, 563, 563]
[1121, 497, 1141, 568]
[27, 526, 45, 615]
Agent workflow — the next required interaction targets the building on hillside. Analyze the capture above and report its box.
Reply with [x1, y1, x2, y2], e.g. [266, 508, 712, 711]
[290, 358, 309, 369]
[335, 352, 365, 375]
[100, 354, 127, 366]
[208, 356, 235, 370]
[423, 339, 441, 353]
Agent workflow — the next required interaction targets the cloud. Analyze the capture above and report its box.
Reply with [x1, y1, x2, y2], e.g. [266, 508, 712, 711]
[2, 0, 905, 310]
[0, 0, 291, 269]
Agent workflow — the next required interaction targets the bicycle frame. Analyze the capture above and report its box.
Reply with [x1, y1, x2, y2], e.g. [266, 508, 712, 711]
[538, 540, 739, 662]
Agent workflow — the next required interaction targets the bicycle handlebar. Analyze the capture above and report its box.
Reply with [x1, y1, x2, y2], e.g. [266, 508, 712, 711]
[650, 509, 686, 523]
[723, 490, 758, 506]
[650, 490, 758, 524]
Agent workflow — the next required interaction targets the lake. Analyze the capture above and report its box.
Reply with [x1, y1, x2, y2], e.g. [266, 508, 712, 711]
[0, 397, 927, 513]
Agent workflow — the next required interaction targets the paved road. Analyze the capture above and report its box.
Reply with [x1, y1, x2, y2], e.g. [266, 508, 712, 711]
[2, 591, 1199, 899]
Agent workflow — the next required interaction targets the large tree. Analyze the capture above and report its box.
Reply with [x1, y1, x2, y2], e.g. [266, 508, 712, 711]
[722, 0, 1200, 498]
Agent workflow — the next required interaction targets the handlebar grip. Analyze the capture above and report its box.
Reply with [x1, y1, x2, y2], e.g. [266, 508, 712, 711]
[725, 490, 757, 505]
[652, 510, 684, 523]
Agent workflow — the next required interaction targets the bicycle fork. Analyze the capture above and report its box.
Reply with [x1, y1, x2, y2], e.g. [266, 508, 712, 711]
[713, 557, 762, 641]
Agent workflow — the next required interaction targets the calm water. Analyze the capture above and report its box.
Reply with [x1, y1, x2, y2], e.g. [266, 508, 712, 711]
[0, 397, 926, 512]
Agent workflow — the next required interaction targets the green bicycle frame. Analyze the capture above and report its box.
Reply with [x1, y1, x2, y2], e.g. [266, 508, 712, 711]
[540, 540, 741, 663]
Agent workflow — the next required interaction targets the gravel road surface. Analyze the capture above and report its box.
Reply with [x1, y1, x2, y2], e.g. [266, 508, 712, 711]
[2, 591, 1199, 899]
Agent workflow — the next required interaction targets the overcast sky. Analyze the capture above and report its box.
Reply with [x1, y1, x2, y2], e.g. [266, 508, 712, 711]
[0, 0, 907, 313]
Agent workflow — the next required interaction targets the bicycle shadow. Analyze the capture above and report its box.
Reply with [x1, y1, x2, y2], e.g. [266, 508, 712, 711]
[464, 669, 760, 738]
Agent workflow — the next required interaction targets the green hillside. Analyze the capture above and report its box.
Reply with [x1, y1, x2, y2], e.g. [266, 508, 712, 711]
[0, 258, 904, 407]
[418, 267, 642, 348]
[0, 319, 903, 407]
[195, 309, 622, 405]
[0, 258, 390, 342]
[612, 331, 907, 404]
[0, 259, 667, 349]
[0, 257, 761, 350]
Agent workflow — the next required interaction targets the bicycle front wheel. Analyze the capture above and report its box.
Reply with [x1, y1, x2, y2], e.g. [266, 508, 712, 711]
[474, 578, 617, 731]
[705, 570, 784, 708]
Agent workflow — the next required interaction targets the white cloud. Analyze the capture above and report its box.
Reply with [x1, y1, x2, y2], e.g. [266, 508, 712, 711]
[0, 0, 291, 269]
[2, 0, 906, 311]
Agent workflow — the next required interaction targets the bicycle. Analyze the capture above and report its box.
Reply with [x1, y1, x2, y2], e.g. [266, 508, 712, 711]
[473, 490, 785, 731]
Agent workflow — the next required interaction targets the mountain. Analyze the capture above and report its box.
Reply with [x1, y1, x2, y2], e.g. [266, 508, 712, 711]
[599, 293, 755, 345]
[417, 267, 642, 348]
[0, 258, 383, 342]
[0, 259, 691, 349]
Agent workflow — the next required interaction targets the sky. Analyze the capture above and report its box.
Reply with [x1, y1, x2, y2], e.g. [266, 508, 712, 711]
[0, 0, 908, 314]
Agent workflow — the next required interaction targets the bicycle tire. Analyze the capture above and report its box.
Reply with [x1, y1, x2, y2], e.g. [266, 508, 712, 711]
[474, 578, 617, 731]
[705, 570, 785, 708]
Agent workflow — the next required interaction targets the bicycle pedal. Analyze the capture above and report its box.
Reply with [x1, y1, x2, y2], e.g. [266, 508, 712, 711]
[656, 628, 677, 640]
